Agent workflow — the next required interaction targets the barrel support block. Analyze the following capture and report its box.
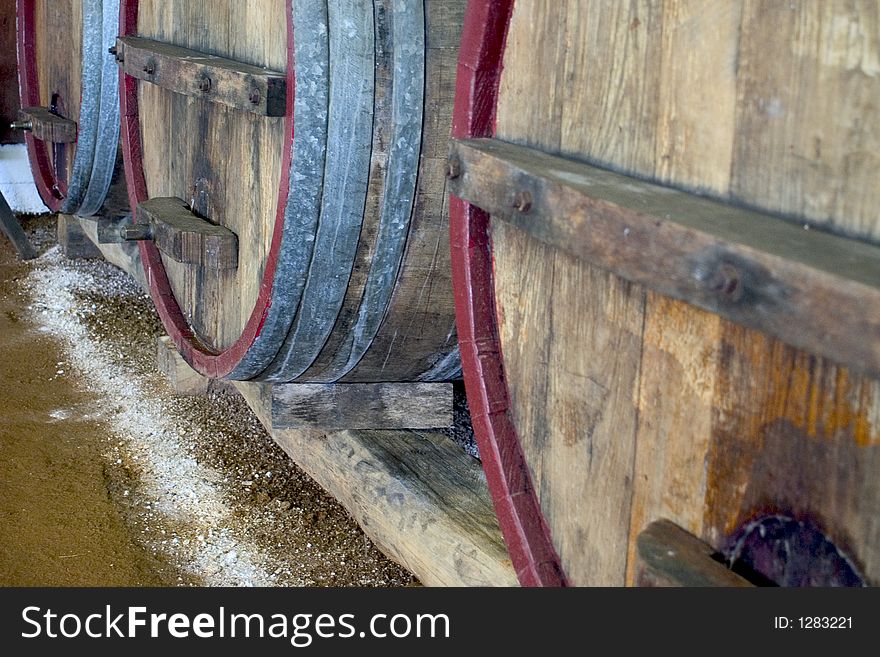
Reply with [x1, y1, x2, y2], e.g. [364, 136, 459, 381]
[58, 214, 102, 259]
[269, 382, 453, 430]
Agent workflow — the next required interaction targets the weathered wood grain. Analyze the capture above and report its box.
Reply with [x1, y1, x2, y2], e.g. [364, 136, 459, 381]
[33, 0, 82, 186]
[626, 0, 740, 588]
[491, 218, 644, 586]
[117, 36, 287, 116]
[16, 107, 77, 143]
[238, 381, 516, 587]
[635, 519, 752, 587]
[450, 137, 880, 377]
[136, 0, 286, 353]
[730, 1, 880, 242]
[270, 382, 452, 430]
[137, 196, 238, 269]
[156, 335, 234, 395]
[483, 0, 880, 587]
[57, 213, 101, 259]
[490, 0, 651, 586]
[75, 215, 148, 290]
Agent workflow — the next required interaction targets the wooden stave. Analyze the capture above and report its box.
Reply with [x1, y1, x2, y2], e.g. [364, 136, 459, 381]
[16, 0, 120, 216]
[452, 0, 880, 588]
[122, 0, 461, 383]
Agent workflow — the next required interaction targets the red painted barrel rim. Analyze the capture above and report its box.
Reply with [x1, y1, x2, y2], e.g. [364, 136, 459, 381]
[119, 0, 295, 379]
[450, 0, 567, 586]
[16, 0, 67, 213]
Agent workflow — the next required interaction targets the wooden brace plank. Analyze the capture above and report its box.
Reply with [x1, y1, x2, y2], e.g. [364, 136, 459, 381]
[94, 214, 131, 244]
[157, 336, 234, 395]
[0, 189, 36, 260]
[270, 382, 453, 430]
[635, 520, 753, 587]
[116, 36, 287, 117]
[16, 107, 77, 143]
[449, 138, 880, 376]
[57, 214, 101, 259]
[136, 197, 238, 270]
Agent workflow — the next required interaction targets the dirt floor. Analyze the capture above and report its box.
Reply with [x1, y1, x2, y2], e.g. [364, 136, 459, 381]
[0, 215, 418, 586]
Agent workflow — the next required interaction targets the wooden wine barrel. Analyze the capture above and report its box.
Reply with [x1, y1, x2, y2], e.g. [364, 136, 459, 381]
[16, 0, 122, 216]
[119, 0, 463, 382]
[451, 0, 880, 586]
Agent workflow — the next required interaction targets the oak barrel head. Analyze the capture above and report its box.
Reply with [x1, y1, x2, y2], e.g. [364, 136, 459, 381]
[451, 0, 880, 586]
[16, 0, 122, 215]
[121, 0, 462, 383]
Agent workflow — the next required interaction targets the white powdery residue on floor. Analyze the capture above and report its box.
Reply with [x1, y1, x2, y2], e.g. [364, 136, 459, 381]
[0, 144, 49, 214]
[25, 247, 277, 586]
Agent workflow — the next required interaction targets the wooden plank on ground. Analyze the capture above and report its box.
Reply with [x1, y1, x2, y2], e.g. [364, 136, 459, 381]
[270, 382, 453, 430]
[449, 137, 880, 376]
[237, 381, 517, 587]
[117, 36, 287, 116]
[635, 519, 753, 587]
[0, 190, 36, 260]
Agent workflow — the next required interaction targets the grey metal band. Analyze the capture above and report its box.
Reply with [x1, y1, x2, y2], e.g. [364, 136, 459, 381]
[318, 0, 426, 381]
[417, 344, 462, 381]
[76, 0, 120, 217]
[61, 0, 102, 214]
[258, 0, 376, 382]
[228, 0, 330, 380]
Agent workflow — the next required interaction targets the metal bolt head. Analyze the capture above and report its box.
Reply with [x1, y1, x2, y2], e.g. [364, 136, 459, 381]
[10, 120, 33, 131]
[445, 157, 461, 180]
[123, 224, 152, 241]
[249, 90, 261, 105]
[707, 262, 743, 302]
[513, 190, 532, 213]
[143, 64, 154, 75]
[108, 45, 117, 56]
[198, 77, 212, 93]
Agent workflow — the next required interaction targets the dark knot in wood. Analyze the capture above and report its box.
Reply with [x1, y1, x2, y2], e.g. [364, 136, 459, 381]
[513, 190, 532, 213]
[445, 157, 461, 180]
[142, 63, 154, 75]
[707, 262, 743, 302]
[198, 76, 213, 93]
